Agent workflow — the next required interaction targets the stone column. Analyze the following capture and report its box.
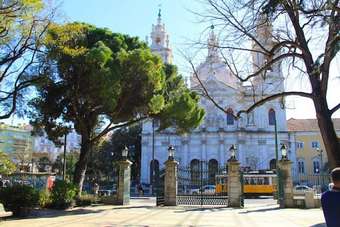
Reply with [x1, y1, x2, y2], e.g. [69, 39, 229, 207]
[278, 159, 294, 208]
[164, 159, 178, 206]
[227, 160, 242, 207]
[117, 159, 132, 205]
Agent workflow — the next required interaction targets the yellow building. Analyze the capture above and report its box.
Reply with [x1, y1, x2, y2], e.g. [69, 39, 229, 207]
[288, 118, 340, 175]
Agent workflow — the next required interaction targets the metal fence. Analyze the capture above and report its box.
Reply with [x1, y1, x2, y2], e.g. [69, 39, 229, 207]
[292, 171, 331, 193]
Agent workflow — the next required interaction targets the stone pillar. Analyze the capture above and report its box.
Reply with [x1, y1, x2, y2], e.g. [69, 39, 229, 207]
[227, 160, 242, 207]
[117, 159, 132, 205]
[278, 160, 294, 208]
[164, 159, 178, 206]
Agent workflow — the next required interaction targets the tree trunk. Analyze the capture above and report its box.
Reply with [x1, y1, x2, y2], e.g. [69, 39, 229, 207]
[313, 95, 340, 169]
[73, 136, 91, 196]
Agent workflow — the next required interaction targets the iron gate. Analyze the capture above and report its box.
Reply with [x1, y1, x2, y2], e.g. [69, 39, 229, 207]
[177, 161, 228, 206]
[156, 168, 165, 206]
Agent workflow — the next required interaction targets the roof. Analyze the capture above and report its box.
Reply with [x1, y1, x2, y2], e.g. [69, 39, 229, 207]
[287, 118, 340, 132]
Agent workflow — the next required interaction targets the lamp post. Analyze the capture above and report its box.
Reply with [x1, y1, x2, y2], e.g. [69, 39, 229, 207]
[316, 148, 324, 190]
[168, 145, 175, 161]
[151, 119, 155, 195]
[63, 134, 67, 180]
[316, 148, 323, 172]
[229, 145, 237, 161]
[280, 144, 288, 160]
[122, 146, 129, 160]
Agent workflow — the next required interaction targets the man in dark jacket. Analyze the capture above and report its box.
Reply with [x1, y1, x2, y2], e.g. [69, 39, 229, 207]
[321, 167, 340, 227]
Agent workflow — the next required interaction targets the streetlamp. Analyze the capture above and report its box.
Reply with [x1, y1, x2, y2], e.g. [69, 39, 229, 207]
[316, 147, 324, 191]
[122, 146, 129, 160]
[229, 144, 237, 161]
[168, 145, 175, 161]
[280, 144, 288, 160]
[316, 148, 323, 172]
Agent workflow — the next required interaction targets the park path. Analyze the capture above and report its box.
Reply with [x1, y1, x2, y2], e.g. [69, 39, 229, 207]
[1, 198, 326, 227]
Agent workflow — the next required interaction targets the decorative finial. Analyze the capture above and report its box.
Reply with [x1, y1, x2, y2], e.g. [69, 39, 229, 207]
[157, 4, 162, 24]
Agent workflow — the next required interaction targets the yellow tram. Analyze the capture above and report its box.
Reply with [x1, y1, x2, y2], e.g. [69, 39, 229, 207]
[215, 171, 277, 196]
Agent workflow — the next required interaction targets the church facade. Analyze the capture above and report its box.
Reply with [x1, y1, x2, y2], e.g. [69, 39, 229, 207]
[140, 13, 294, 184]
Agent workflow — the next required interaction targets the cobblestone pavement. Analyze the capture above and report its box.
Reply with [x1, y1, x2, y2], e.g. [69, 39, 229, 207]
[1, 198, 326, 227]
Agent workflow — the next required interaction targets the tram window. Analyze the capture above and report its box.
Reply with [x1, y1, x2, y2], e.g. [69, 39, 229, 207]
[244, 178, 249, 185]
[264, 177, 269, 185]
[258, 178, 264, 185]
[250, 178, 255, 185]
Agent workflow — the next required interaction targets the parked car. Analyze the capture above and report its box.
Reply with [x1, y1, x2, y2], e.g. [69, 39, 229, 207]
[293, 185, 314, 195]
[190, 185, 216, 195]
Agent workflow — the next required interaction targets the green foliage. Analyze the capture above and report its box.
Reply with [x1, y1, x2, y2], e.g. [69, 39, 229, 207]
[0, 184, 39, 216]
[38, 190, 52, 208]
[87, 124, 142, 182]
[76, 193, 98, 206]
[29, 22, 204, 190]
[52, 151, 79, 180]
[0, 0, 52, 119]
[50, 180, 78, 209]
[0, 151, 16, 175]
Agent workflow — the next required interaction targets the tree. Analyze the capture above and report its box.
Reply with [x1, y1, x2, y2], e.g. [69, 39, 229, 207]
[0, 151, 16, 175]
[189, 0, 340, 167]
[0, 0, 55, 119]
[29, 23, 205, 194]
[86, 124, 142, 183]
[52, 151, 79, 180]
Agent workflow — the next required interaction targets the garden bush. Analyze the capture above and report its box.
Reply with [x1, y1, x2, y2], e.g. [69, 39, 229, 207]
[50, 180, 78, 209]
[39, 190, 52, 208]
[0, 184, 39, 217]
[76, 193, 98, 206]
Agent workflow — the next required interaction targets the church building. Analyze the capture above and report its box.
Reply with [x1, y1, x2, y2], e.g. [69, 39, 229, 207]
[140, 12, 293, 185]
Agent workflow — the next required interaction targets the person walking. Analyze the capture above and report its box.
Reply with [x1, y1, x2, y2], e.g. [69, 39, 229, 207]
[321, 167, 340, 227]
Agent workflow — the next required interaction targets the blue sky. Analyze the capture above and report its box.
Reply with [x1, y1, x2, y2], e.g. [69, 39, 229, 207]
[2, 0, 340, 125]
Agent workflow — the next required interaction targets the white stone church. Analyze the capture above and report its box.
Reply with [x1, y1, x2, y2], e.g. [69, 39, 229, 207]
[140, 12, 294, 184]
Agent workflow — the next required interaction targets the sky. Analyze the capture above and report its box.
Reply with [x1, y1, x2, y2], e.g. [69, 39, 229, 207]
[2, 0, 340, 125]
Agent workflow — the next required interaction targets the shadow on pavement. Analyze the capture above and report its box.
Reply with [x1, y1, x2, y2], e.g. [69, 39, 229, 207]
[239, 206, 281, 214]
[174, 206, 231, 213]
[310, 223, 326, 227]
[111, 205, 155, 210]
[17, 207, 107, 219]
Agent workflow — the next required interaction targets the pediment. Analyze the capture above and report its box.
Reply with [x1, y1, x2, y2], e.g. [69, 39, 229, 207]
[191, 78, 240, 96]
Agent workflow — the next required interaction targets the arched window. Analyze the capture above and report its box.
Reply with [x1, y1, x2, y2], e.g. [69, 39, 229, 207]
[297, 159, 305, 174]
[208, 159, 218, 184]
[313, 159, 320, 174]
[150, 160, 160, 185]
[268, 108, 276, 125]
[269, 159, 276, 170]
[226, 108, 234, 125]
[190, 159, 200, 186]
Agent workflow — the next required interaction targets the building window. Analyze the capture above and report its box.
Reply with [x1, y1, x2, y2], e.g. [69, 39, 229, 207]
[313, 160, 320, 174]
[297, 160, 305, 174]
[311, 141, 320, 148]
[247, 112, 255, 125]
[296, 142, 304, 149]
[268, 108, 276, 125]
[226, 108, 234, 125]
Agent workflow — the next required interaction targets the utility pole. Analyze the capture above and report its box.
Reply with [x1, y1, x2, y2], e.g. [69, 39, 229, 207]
[63, 133, 67, 181]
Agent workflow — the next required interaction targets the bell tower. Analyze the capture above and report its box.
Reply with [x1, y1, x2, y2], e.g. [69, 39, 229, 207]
[149, 9, 173, 64]
[252, 15, 284, 94]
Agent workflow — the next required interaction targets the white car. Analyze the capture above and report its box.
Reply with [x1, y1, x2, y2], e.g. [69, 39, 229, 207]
[293, 185, 314, 195]
[190, 185, 216, 195]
